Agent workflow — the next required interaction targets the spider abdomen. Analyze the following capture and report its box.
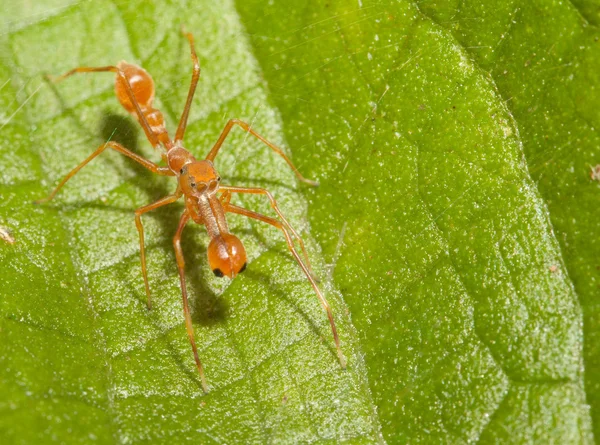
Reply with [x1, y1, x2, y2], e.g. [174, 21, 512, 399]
[207, 233, 247, 278]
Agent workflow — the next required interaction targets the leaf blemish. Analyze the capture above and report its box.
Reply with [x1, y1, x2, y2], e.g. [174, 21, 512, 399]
[0, 226, 16, 244]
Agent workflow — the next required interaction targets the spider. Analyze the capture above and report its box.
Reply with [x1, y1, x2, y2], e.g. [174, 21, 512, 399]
[37, 32, 346, 392]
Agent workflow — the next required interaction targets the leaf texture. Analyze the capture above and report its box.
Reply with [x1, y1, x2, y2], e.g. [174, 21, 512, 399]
[236, 0, 597, 443]
[1, 0, 599, 443]
[0, 1, 381, 443]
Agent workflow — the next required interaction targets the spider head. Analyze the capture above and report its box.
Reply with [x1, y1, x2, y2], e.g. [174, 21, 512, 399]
[207, 233, 247, 278]
[179, 160, 221, 198]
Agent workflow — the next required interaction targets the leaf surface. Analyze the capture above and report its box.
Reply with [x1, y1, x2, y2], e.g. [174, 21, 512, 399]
[0, 1, 380, 443]
[1, 0, 599, 443]
[236, 0, 597, 443]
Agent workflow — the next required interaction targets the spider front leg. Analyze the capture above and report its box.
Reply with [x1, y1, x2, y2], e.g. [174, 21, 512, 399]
[206, 119, 319, 186]
[173, 211, 209, 393]
[222, 193, 346, 369]
[36, 141, 173, 204]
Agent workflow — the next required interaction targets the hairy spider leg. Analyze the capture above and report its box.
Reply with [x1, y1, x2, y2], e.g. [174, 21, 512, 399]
[223, 201, 346, 368]
[219, 189, 316, 282]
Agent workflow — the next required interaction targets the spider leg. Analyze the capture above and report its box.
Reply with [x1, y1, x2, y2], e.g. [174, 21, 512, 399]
[223, 200, 346, 368]
[220, 185, 318, 280]
[175, 32, 201, 142]
[50, 66, 161, 147]
[206, 119, 318, 186]
[135, 190, 182, 309]
[173, 211, 209, 393]
[36, 141, 173, 203]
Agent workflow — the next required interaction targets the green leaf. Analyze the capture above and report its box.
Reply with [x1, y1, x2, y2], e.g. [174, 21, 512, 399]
[236, 0, 598, 443]
[0, 0, 598, 444]
[0, 1, 380, 443]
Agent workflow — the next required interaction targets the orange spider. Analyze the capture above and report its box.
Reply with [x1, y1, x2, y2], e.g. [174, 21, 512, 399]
[37, 32, 346, 392]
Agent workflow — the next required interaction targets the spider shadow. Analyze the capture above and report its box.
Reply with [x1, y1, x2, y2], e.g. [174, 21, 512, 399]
[153, 225, 232, 327]
[99, 112, 171, 197]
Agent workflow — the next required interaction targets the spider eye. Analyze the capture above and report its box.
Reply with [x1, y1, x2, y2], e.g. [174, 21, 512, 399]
[190, 182, 196, 188]
[180, 169, 184, 174]
[217, 176, 221, 182]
